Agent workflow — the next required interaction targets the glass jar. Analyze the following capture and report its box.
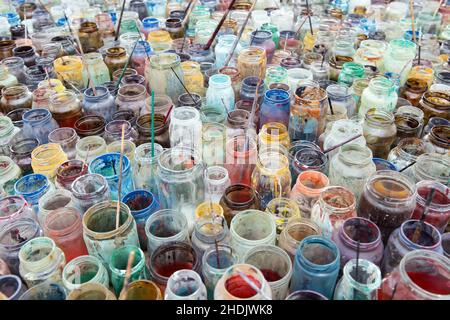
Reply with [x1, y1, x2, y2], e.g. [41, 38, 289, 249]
[0, 85, 32, 114]
[393, 114, 422, 145]
[0, 195, 34, 231]
[83, 53, 110, 87]
[47, 91, 82, 129]
[53, 56, 87, 91]
[337, 62, 364, 87]
[289, 86, 328, 143]
[289, 170, 329, 219]
[31, 143, 68, 181]
[418, 91, 449, 125]
[422, 117, 448, 139]
[206, 74, 235, 112]
[0, 40, 16, 61]
[10, 138, 38, 175]
[250, 30, 276, 63]
[331, 217, 384, 268]
[19, 281, 67, 300]
[104, 120, 138, 144]
[204, 166, 230, 204]
[362, 108, 397, 159]
[258, 122, 290, 151]
[194, 202, 224, 221]
[78, 22, 103, 53]
[265, 197, 301, 236]
[230, 209, 277, 259]
[359, 76, 398, 117]
[214, 35, 240, 70]
[411, 181, 450, 233]
[400, 78, 428, 107]
[358, 170, 417, 243]
[239, 76, 265, 107]
[82, 201, 139, 265]
[177, 93, 202, 109]
[156, 147, 205, 232]
[0, 116, 19, 157]
[289, 236, 340, 299]
[48, 128, 79, 161]
[0, 275, 27, 300]
[74, 115, 106, 138]
[326, 84, 356, 118]
[18, 236, 66, 287]
[381, 39, 417, 86]
[115, 84, 147, 117]
[0, 156, 21, 197]
[75, 136, 107, 164]
[137, 114, 169, 147]
[328, 144, 376, 203]
[12, 46, 37, 68]
[31, 88, 54, 109]
[0, 218, 42, 276]
[219, 184, 260, 227]
[265, 66, 288, 87]
[55, 160, 88, 192]
[62, 255, 109, 292]
[132, 142, 162, 197]
[409, 153, 450, 186]
[71, 174, 110, 214]
[0, 65, 18, 89]
[424, 125, 450, 156]
[37, 188, 74, 226]
[164, 269, 207, 300]
[2, 57, 26, 84]
[202, 123, 226, 166]
[237, 47, 267, 80]
[181, 61, 205, 97]
[191, 216, 231, 259]
[14, 173, 54, 214]
[147, 30, 172, 52]
[148, 242, 201, 293]
[22, 108, 59, 145]
[104, 47, 128, 78]
[278, 31, 302, 58]
[289, 141, 328, 183]
[387, 138, 429, 171]
[169, 107, 202, 155]
[43, 208, 88, 263]
[82, 86, 116, 122]
[259, 89, 291, 129]
[383, 220, 443, 275]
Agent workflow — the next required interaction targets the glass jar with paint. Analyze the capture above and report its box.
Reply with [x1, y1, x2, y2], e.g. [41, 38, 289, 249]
[237, 47, 267, 80]
[278, 218, 321, 261]
[331, 217, 384, 268]
[204, 166, 230, 204]
[148, 242, 200, 294]
[9, 138, 39, 175]
[82, 201, 139, 266]
[0, 85, 32, 115]
[387, 138, 429, 171]
[378, 250, 450, 300]
[31, 143, 68, 181]
[37, 188, 74, 227]
[418, 91, 449, 126]
[75, 136, 107, 165]
[53, 56, 88, 90]
[19, 281, 67, 300]
[124, 280, 162, 300]
[74, 116, 106, 138]
[104, 47, 128, 78]
[359, 76, 398, 117]
[18, 237, 66, 287]
[288, 141, 328, 183]
[409, 153, 450, 186]
[22, 108, 59, 145]
[48, 128, 79, 161]
[358, 170, 417, 243]
[82, 86, 116, 123]
[289, 235, 340, 299]
[258, 122, 291, 152]
[206, 74, 235, 112]
[328, 144, 376, 203]
[191, 216, 231, 259]
[61, 255, 109, 292]
[0, 156, 21, 197]
[265, 198, 301, 236]
[423, 125, 450, 156]
[133, 143, 163, 197]
[88, 153, 134, 201]
[219, 184, 260, 227]
[14, 174, 54, 214]
[393, 115, 422, 145]
[164, 269, 207, 300]
[259, 89, 291, 129]
[0, 275, 27, 300]
[144, 209, 190, 255]
[109, 245, 147, 296]
[169, 107, 202, 153]
[55, 160, 88, 192]
[381, 39, 417, 86]
[0, 117, 20, 157]
[214, 263, 272, 300]
[0, 196, 34, 232]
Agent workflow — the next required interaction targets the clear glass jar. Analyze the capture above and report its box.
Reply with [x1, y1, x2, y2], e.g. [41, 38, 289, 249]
[133, 143, 163, 197]
[10, 138, 38, 175]
[74, 115, 106, 138]
[169, 106, 202, 155]
[206, 74, 235, 112]
[0, 195, 34, 231]
[18, 237, 66, 287]
[394, 114, 422, 145]
[423, 125, 450, 156]
[22, 108, 59, 144]
[237, 47, 267, 80]
[387, 138, 429, 171]
[12, 46, 37, 68]
[75, 136, 107, 164]
[362, 108, 397, 159]
[328, 144, 376, 202]
[289, 235, 340, 299]
[290, 170, 329, 219]
[164, 269, 207, 300]
[381, 39, 417, 86]
[156, 147, 205, 232]
[204, 166, 230, 204]
[53, 56, 88, 91]
[288, 141, 328, 183]
[202, 123, 226, 166]
[37, 188, 74, 227]
[409, 153, 450, 186]
[0, 64, 18, 89]
[418, 91, 449, 125]
[358, 170, 417, 243]
[55, 159, 88, 192]
[0, 156, 21, 197]
[194, 202, 224, 221]
[31, 143, 68, 181]
[62, 255, 109, 292]
[82, 86, 116, 122]
[215, 35, 241, 69]
[191, 216, 231, 259]
[322, 119, 364, 159]
[146, 53, 184, 103]
[48, 128, 79, 161]
[326, 84, 356, 118]
[0, 85, 32, 114]
[82, 201, 139, 265]
[411, 181, 450, 234]
[43, 208, 88, 263]
[1, 57, 26, 84]
[71, 174, 110, 214]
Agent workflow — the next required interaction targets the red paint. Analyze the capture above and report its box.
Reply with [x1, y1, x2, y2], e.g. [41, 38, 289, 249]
[411, 187, 450, 232]
[260, 269, 282, 282]
[155, 262, 193, 278]
[407, 272, 450, 295]
[225, 274, 261, 298]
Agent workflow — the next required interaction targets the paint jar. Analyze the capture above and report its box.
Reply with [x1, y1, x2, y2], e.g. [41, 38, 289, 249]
[74, 116, 106, 139]
[265, 198, 301, 236]
[358, 170, 417, 243]
[191, 216, 231, 259]
[243, 245, 292, 300]
[204, 166, 230, 204]
[0, 196, 34, 231]
[18, 237, 66, 287]
[115, 84, 148, 117]
[194, 202, 224, 221]
[206, 74, 235, 112]
[82, 87, 116, 123]
[359, 76, 398, 118]
[387, 138, 428, 171]
[71, 174, 110, 214]
[337, 62, 364, 87]
[124, 280, 162, 300]
[237, 47, 267, 80]
[202, 245, 239, 300]
[30, 143, 68, 182]
[169, 107, 202, 155]
[409, 153, 450, 186]
[148, 242, 200, 293]
[290, 171, 329, 219]
[9, 138, 39, 175]
[165, 269, 207, 300]
[331, 217, 384, 268]
[0, 117, 20, 158]
[22, 108, 58, 145]
[223, 135, 257, 186]
[88, 153, 133, 201]
[362, 108, 397, 159]
[156, 147, 205, 232]
[0, 156, 21, 197]
[37, 188, 74, 226]
[82, 201, 139, 265]
[230, 209, 277, 259]
[423, 125, 450, 156]
[105, 47, 128, 78]
[67, 283, 115, 300]
[55, 160, 88, 192]
[381, 39, 416, 86]
[328, 144, 376, 203]
[288, 141, 328, 183]
[202, 123, 226, 166]
[19, 282, 67, 300]
[132, 143, 162, 198]
[382, 220, 443, 275]
[311, 186, 357, 238]
[144, 209, 190, 256]
[14, 174, 54, 214]
[219, 184, 261, 227]
[46, 130, 78, 165]
[259, 89, 291, 129]
[181, 61, 205, 97]
[109, 245, 147, 296]
[53, 56, 87, 90]
[278, 218, 321, 261]
[334, 259, 381, 300]
[418, 91, 449, 126]
[240, 76, 265, 106]
[214, 263, 272, 300]
[48, 90, 82, 129]
[289, 236, 340, 299]
[289, 86, 328, 143]
[0, 274, 27, 300]
[251, 151, 291, 209]
[0, 85, 32, 115]
[378, 250, 450, 300]
[62, 255, 109, 292]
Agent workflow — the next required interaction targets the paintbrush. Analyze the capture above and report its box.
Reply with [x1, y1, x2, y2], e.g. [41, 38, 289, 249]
[327, 97, 334, 115]
[411, 188, 435, 243]
[305, 0, 314, 36]
[114, 40, 140, 91]
[118, 250, 136, 300]
[322, 134, 362, 154]
[203, 0, 237, 50]
[409, 0, 416, 43]
[236, 270, 271, 300]
[37, 0, 55, 23]
[399, 160, 416, 172]
[181, 0, 199, 27]
[115, 124, 126, 230]
[170, 66, 197, 103]
[163, 105, 174, 125]
[244, 76, 262, 152]
[115, 0, 127, 41]
[294, 15, 310, 38]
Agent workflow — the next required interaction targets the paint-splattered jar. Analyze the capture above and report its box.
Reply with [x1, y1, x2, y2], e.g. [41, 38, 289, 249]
[31, 143, 68, 181]
[0, 156, 22, 197]
[0, 274, 27, 300]
[237, 47, 267, 80]
[37, 188, 74, 227]
[278, 218, 321, 260]
[14, 174, 54, 215]
[66, 282, 115, 300]
[124, 280, 162, 300]
[82, 201, 139, 266]
[71, 174, 111, 214]
[75, 136, 107, 164]
[53, 56, 88, 91]
[0, 195, 34, 232]
[164, 269, 207, 300]
[19, 281, 67, 300]
[18, 237, 66, 287]
[62, 255, 109, 292]
[22, 108, 59, 145]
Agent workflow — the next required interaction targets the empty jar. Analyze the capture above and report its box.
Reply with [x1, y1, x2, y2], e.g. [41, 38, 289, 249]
[71, 174, 110, 214]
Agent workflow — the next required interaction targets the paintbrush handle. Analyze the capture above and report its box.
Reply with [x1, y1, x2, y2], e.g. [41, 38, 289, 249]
[203, 0, 238, 50]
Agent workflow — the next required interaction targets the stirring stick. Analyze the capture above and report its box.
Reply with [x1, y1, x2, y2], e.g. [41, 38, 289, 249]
[118, 250, 136, 300]
[418, 45, 421, 65]
[236, 271, 271, 300]
[322, 134, 363, 154]
[71, 34, 97, 96]
[321, 51, 326, 68]
[115, 124, 126, 230]
[203, 0, 237, 50]
[411, 188, 435, 243]
[170, 66, 197, 103]
[223, 0, 258, 67]
[327, 97, 334, 115]
[150, 90, 155, 157]
[305, 0, 314, 36]
[409, 0, 416, 43]
[180, 32, 188, 53]
[163, 105, 174, 125]
[115, 0, 127, 41]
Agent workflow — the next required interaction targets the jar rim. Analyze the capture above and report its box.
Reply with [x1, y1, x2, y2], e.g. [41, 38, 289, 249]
[340, 217, 381, 249]
[297, 235, 340, 270]
[109, 245, 145, 275]
[0, 195, 28, 221]
[230, 209, 276, 244]
[43, 207, 82, 237]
